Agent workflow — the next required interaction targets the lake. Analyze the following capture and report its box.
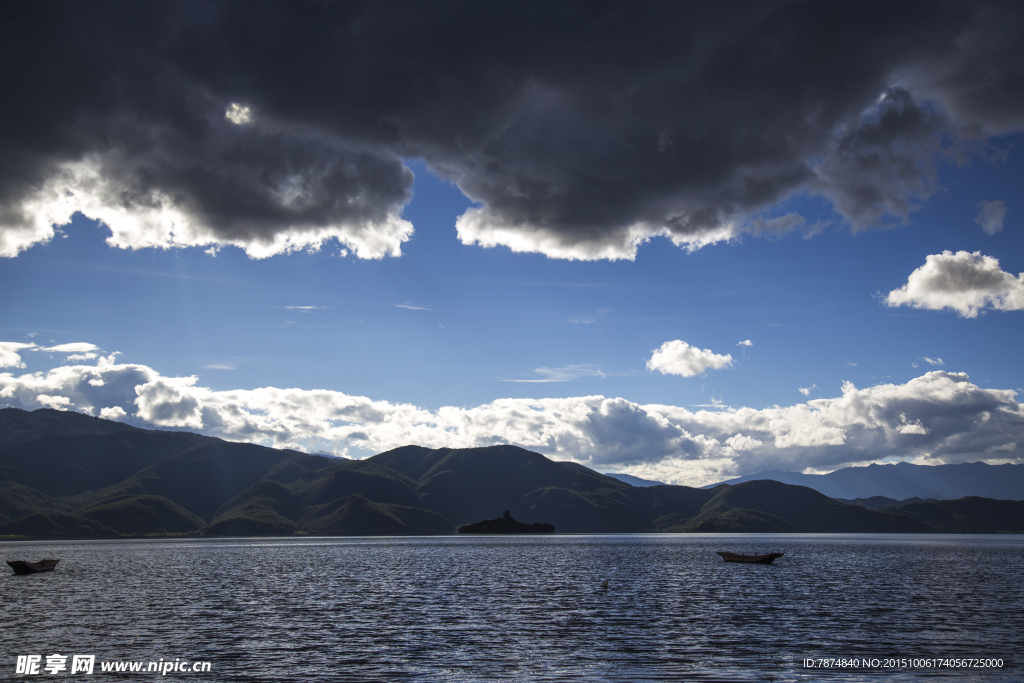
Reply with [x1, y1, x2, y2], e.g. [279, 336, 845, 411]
[2, 534, 1022, 682]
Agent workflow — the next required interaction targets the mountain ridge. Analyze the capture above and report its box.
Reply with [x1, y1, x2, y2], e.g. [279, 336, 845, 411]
[2, 408, 1022, 538]
[706, 462, 1024, 500]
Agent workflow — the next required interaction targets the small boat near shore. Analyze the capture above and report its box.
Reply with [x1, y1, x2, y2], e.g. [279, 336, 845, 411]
[7, 559, 59, 575]
[717, 552, 783, 564]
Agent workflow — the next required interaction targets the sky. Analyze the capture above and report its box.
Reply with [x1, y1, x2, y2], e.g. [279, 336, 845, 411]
[1, 1, 1023, 486]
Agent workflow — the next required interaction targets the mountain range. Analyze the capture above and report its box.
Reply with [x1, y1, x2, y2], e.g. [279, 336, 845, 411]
[708, 462, 1024, 500]
[604, 472, 664, 487]
[1, 408, 1022, 537]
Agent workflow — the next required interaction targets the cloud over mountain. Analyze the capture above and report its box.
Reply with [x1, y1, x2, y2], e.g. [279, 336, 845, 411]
[2, 351, 1021, 486]
[1, 1, 1023, 260]
[885, 251, 1024, 317]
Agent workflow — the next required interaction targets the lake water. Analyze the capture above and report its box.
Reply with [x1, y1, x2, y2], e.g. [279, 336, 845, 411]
[2, 534, 1022, 682]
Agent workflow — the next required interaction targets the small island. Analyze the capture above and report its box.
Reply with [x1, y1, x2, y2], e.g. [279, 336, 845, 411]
[458, 510, 555, 534]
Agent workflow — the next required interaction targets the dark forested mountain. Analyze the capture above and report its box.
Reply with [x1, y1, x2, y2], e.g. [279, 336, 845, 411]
[707, 462, 1024, 500]
[886, 497, 1024, 533]
[0, 407, 138, 450]
[2, 408, 1022, 538]
[368, 444, 634, 526]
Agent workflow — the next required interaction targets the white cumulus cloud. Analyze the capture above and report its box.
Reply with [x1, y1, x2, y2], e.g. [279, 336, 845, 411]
[646, 340, 734, 378]
[2, 354, 1021, 486]
[0, 342, 35, 368]
[737, 340, 753, 347]
[35, 394, 72, 410]
[885, 251, 1024, 318]
[99, 406, 127, 420]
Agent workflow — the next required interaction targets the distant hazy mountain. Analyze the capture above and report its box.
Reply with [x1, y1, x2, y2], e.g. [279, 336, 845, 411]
[706, 462, 1024, 501]
[3, 408, 1023, 537]
[603, 473, 665, 487]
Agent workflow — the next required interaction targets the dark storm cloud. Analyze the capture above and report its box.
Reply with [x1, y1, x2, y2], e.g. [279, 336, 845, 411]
[1, 0, 1022, 259]
[814, 88, 949, 230]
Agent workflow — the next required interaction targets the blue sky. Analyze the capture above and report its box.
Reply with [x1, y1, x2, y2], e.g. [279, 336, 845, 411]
[1, 2, 1023, 485]
[5, 155, 1022, 408]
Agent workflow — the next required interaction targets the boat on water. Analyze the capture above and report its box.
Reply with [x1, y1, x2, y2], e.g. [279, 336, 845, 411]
[717, 552, 783, 564]
[7, 559, 59, 575]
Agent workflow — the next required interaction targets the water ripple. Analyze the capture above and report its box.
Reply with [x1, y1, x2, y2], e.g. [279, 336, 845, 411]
[2, 534, 1022, 682]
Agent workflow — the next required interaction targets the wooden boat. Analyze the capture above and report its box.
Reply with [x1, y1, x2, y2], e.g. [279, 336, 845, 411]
[717, 551, 783, 564]
[7, 559, 59, 575]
